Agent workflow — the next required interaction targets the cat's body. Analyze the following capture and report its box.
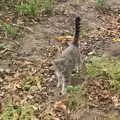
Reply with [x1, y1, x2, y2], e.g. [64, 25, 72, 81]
[53, 17, 81, 94]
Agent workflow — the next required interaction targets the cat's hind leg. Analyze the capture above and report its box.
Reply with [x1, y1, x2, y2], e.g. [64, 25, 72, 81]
[75, 54, 82, 73]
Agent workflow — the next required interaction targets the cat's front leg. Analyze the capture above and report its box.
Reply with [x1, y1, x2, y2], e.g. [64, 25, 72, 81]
[57, 79, 61, 88]
[61, 76, 66, 95]
[75, 54, 83, 72]
[55, 71, 62, 88]
[75, 65, 80, 73]
[75, 62, 81, 73]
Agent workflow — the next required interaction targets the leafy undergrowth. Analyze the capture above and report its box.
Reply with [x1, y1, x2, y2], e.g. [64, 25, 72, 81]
[66, 85, 86, 111]
[87, 56, 120, 91]
[16, 0, 54, 16]
[0, 103, 35, 120]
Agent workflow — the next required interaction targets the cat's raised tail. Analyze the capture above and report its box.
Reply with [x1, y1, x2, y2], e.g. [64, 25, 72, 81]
[72, 16, 81, 47]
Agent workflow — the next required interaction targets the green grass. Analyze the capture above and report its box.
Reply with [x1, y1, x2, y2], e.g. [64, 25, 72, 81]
[96, 0, 104, 7]
[16, 0, 38, 16]
[86, 56, 120, 90]
[66, 85, 86, 110]
[0, 21, 17, 36]
[0, 104, 34, 120]
[21, 75, 42, 91]
[95, 0, 105, 10]
[16, 0, 54, 16]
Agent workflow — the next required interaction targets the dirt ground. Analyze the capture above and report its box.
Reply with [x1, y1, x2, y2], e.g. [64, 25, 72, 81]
[0, 0, 120, 120]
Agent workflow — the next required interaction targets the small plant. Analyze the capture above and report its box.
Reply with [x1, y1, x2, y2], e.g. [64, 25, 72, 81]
[66, 85, 85, 110]
[19, 104, 34, 120]
[96, 0, 105, 6]
[21, 75, 42, 91]
[95, 0, 105, 10]
[0, 104, 34, 120]
[111, 79, 120, 91]
[16, 0, 38, 16]
[0, 21, 17, 36]
[16, 0, 54, 16]
[66, 85, 80, 93]
[0, 43, 9, 51]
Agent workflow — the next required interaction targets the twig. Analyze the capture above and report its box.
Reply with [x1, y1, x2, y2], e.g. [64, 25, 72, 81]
[13, 24, 34, 33]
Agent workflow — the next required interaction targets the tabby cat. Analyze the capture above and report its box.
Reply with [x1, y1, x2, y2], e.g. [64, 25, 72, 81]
[53, 16, 81, 94]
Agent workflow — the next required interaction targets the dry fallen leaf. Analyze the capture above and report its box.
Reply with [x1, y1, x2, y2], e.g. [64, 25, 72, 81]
[54, 100, 70, 120]
[5, 16, 12, 23]
[112, 38, 120, 42]
[112, 95, 120, 107]
[54, 101, 67, 111]
[55, 35, 73, 43]
[53, 117, 60, 120]
[13, 81, 21, 90]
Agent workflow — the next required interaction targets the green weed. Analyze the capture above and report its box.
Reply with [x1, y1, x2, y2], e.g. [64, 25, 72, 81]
[95, 0, 105, 10]
[16, 0, 38, 16]
[86, 56, 120, 90]
[0, 104, 34, 120]
[66, 85, 86, 110]
[0, 21, 17, 36]
[16, 0, 54, 16]
[21, 76, 42, 91]
[66, 85, 80, 93]
[96, 0, 104, 7]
